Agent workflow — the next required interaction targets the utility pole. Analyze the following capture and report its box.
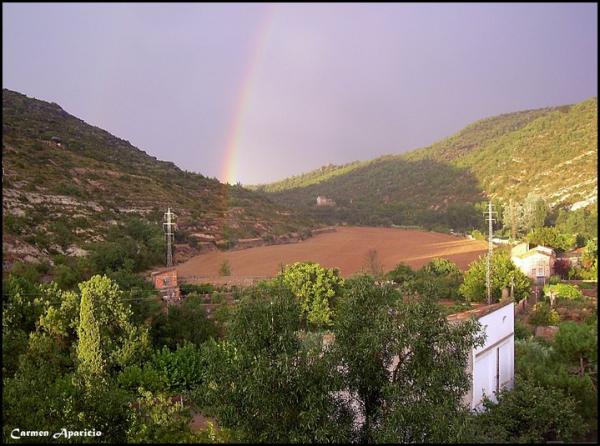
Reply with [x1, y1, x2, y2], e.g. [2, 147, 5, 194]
[163, 207, 177, 267]
[484, 201, 496, 305]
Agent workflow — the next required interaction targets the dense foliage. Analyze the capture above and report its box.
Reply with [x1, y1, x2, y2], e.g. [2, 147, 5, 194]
[526, 226, 575, 252]
[460, 251, 531, 302]
[279, 262, 344, 327]
[257, 98, 597, 231]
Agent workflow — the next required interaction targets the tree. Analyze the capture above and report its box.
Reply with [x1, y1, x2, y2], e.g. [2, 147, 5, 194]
[460, 251, 531, 302]
[330, 275, 398, 443]
[199, 283, 352, 443]
[468, 377, 586, 443]
[553, 258, 571, 279]
[280, 262, 344, 327]
[385, 262, 416, 285]
[414, 258, 464, 301]
[76, 275, 150, 386]
[554, 321, 597, 377]
[526, 226, 575, 252]
[151, 295, 218, 350]
[126, 389, 197, 443]
[522, 193, 548, 231]
[555, 206, 598, 241]
[373, 292, 484, 443]
[218, 260, 231, 277]
[581, 238, 597, 269]
[331, 276, 483, 443]
[364, 249, 384, 277]
[502, 199, 524, 239]
[515, 335, 597, 426]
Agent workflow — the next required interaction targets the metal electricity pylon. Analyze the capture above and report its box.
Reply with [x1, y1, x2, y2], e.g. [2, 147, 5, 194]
[484, 201, 497, 305]
[163, 207, 177, 267]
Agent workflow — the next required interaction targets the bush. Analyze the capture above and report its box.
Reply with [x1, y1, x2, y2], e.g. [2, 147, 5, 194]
[548, 275, 562, 285]
[180, 283, 215, 295]
[470, 229, 485, 240]
[515, 320, 533, 340]
[526, 226, 575, 252]
[544, 283, 583, 301]
[470, 377, 586, 443]
[529, 302, 560, 326]
[385, 262, 415, 284]
[553, 258, 571, 279]
[218, 260, 231, 277]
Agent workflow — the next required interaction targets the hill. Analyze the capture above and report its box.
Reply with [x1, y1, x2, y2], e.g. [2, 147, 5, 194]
[2, 89, 315, 268]
[255, 98, 597, 230]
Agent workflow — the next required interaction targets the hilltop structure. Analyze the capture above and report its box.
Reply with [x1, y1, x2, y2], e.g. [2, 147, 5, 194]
[316, 195, 336, 207]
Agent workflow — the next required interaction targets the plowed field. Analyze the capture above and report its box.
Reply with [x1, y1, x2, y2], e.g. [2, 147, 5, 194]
[176, 227, 488, 283]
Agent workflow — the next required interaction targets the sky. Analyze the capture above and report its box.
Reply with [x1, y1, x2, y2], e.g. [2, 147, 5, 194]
[3, 3, 598, 185]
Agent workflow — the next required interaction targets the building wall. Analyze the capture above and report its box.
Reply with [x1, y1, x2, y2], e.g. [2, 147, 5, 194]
[512, 253, 553, 283]
[152, 269, 178, 289]
[471, 302, 515, 410]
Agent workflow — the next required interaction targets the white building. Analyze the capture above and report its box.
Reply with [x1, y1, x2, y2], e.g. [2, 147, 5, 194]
[511, 242, 556, 285]
[316, 195, 336, 207]
[449, 300, 515, 410]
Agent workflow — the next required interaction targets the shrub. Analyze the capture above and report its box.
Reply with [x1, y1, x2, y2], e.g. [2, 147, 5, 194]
[470, 229, 485, 240]
[218, 260, 231, 277]
[548, 275, 562, 285]
[544, 283, 583, 301]
[385, 262, 415, 285]
[180, 283, 215, 295]
[553, 259, 571, 279]
[515, 320, 533, 340]
[529, 302, 560, 326]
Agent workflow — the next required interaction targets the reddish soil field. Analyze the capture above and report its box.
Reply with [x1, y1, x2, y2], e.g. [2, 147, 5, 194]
[176, 226, 488, 282]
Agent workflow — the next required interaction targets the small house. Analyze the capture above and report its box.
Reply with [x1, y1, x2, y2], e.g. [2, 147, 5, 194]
[316, 196, 336, 207]
[151, 268, 181, 302]
[511, 242, 556, 285]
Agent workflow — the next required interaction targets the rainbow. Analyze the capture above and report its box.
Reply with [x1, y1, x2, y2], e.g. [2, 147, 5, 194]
[220, 5, 275, 185]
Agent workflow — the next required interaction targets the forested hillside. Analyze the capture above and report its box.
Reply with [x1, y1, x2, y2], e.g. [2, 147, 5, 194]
[2, 89, 315, 268]
[255, 98, 597, 231]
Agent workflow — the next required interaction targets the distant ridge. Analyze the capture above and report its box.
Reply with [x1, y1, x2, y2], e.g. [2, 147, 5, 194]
[2, 89, 315, 266]
[255, 97, 597, 230]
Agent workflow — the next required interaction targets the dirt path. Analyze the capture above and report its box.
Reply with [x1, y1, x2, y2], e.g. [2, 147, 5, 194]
[176, 226, 487, 281]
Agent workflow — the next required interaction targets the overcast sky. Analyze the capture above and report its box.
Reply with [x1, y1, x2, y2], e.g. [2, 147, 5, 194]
[3, 3, 597, 184]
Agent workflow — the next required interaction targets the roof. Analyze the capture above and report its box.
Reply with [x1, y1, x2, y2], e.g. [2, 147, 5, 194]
[512, 245, 555, 259]
[513, 249, 553, 259]
[151, 268, 177, 277]
[446, 299, 513, 322]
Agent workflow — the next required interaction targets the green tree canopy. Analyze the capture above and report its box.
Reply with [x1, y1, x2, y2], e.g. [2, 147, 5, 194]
[199, 282, 352, 443]
[460, 250, 531, 302]
[468, 377, 586, 443]
[526, 226, 575, 252]
[151, 294, 217, 350]
[279, 262, 344, 327]
[76, 275, 150, 385]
